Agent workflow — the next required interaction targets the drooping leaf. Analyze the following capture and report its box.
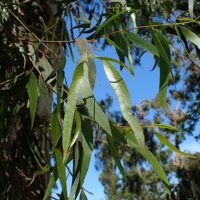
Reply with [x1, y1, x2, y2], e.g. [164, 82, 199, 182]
[188, 0, 194, 19]
[27, 72, 38, 128]
[127, 50, 134, 74]
[79, 116, 93, 187]
[180, 26, 200, 50]
[43, 167, 58, 200]
[70, 141, 81, 200]
[79, 190, 87, 200]
[152, 29, 171, 111]
[103, 61, 145, 146]
[154, 132, 197, 158]
[75, 38, 96, 89]
[46, 47, 66, 83]
[52, 112, 68, 199]
[69, 111, 82, 150]
[95, 56, 134, 76]
[81, 63, 125, 177]
[95, 10, 127, 37]
[126, 131, 170, 194]
[62, 62, 84, 164]
[105, 36, 123, 53]
[127, 32, 159, 57]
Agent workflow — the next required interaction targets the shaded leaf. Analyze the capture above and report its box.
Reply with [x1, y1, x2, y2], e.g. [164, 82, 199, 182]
[52, 112, 68, 199]
[152, 30, 171, 111]
[80, 116, 93, 186]
[95, 10, 126, 37]
[127, 32, 159, 57]
[79, 190, 87, 200]
[43, 167, 58, 200]
[27, 73, 38, 128]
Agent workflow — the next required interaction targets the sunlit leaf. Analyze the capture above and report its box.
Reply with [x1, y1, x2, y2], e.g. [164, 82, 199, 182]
[180, 26, 200, 50]
[76, 38, 96, 89]
[188, 0, 194, 19]
[27, 73, 38, 128]
[103, 61, 145, 146]
[126, 131, 170, 194]
[95, 56, 134, 76]
[81, 63, 125, 177]
[154, 132, 197, 158]
[62, 62, 84, 164]
[154, 124, 179, 131]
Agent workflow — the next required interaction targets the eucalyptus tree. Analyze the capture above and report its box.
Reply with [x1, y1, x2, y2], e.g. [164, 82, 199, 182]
[0, 0, 199, 200]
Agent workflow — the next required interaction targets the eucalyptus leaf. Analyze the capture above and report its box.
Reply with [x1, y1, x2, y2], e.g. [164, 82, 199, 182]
[154, 132, 197, 159]
[103, 61, 145, 146]
[126, 131, 170, 194]
[62, 62, 84, 164]
[127, 32, 159, 57]
[180, 26, 200, 50]
[152, 30, 171, 111]
[52, 112, 68, 199]
[27, 73, 38, 128]
[81, 62, 125, 177]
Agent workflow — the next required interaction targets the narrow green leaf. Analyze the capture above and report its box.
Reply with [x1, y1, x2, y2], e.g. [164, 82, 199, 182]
[127, 50, 134, 74]
[63, 62, 84, 164]
[103, 61, 145, 146]
[79, 116, 93, 186]
[43, 167, 58, 200]
[69, 111, 82, 150]
[52, 112, 68, 199]
[70, 142, 81, 200]
[27, 73, 38, 128]
[126, 131, 170, 194]
[105, 36, 123, 53]
[188, 0, 194, 19]
[76, 38, 96, 89]
[46, 47, 66, 82]
[94, 56, 134, 76]
[81, 63, 125, 177]
[180, 26, 200, 50]
[127, 32, 159, 57]
[152, 30, 171, 111]
[80, 190, 87, 200]
[95, 10, 126, 36]
[155, 124, 179, 131]
[154, 132, 197, 158]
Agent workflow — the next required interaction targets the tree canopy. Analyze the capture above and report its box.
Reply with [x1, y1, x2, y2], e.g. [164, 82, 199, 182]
[0, 0, 200, 199]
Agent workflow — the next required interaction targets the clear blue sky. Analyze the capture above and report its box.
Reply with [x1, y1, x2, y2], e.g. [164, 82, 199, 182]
[52, 27, 200, 200]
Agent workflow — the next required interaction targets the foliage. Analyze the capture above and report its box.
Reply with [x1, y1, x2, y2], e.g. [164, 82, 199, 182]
[0, 0, 200, 200]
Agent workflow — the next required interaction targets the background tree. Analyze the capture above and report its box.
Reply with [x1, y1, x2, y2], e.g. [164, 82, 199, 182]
[0, 0, 200, 200]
